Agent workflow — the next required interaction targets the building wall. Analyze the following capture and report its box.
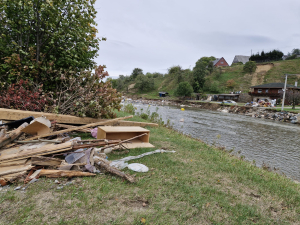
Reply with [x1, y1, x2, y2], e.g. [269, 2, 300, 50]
[214, 58, 229, 67]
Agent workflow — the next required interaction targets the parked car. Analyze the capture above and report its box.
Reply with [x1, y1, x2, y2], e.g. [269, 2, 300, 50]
[223, 100, 237, 104]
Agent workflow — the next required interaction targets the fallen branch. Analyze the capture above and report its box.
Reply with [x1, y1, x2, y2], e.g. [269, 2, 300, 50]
[0, 122, 28, 149]
[94, 157, 135, 183]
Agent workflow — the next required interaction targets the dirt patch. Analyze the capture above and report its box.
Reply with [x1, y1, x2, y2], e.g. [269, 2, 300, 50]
[250, 63, 274, 86]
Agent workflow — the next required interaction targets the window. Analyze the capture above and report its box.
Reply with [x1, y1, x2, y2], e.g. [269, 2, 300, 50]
[221, 61, 224, 64]
[265, 89, 269, 93]
[258, 89, 262, 93]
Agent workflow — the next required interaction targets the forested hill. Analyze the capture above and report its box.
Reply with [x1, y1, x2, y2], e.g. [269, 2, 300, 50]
[110, 58, 300, 99]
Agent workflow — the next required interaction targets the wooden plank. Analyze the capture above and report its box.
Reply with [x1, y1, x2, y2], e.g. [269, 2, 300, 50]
[56, 124, 90, 133]
[0, 142, 73, 163]
[0, 165, 33, 176]
[31, 156, 62, 166]
[0, 108, 106, 125]
[22, 115, 133, 142]
[39, 169, 96, 178]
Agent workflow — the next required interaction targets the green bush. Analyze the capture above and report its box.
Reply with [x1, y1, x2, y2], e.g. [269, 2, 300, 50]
[175, 81, 194, 97]
[243, 61, 257, 74]
[122, 103, 135, 115]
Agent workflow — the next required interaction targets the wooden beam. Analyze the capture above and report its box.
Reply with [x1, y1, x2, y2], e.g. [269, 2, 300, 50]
[22, 115, 133, 141]
[31, 156, 62, 166]
[0, 108, 106, 125]
[38, 169, 96, 178]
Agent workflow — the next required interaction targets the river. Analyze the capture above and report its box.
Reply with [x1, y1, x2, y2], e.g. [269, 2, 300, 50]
[134, 104, 300, 181]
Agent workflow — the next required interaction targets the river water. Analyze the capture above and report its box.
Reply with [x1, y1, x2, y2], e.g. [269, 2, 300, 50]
[134, 104, 300, 181]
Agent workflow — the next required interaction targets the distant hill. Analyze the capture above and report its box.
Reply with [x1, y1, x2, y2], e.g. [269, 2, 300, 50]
[115, 58, 300, 99]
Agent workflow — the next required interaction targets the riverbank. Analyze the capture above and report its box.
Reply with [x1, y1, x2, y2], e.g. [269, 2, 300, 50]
[126, 98, 300, 125]
[1, 112, 300, 224]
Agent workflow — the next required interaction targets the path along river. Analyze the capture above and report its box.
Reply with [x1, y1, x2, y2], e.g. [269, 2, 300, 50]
[134, 104, 300, 181]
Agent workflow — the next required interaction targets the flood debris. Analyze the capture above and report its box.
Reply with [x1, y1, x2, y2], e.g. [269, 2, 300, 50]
[0, 109, 160, 187]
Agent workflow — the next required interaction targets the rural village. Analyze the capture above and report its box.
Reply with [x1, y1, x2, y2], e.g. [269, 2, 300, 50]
[1, 1, 300, 224]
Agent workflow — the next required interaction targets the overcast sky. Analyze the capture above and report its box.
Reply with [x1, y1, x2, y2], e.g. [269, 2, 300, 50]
[94, 0, 300, 79]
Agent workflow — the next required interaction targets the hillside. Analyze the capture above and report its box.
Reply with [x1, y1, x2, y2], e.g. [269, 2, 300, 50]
[120, 58, 300, 99]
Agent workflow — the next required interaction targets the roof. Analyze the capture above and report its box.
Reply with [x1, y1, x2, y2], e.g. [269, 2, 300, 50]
[250, 83, 300, 89]
[159, 92, 168, 94]
[212, 58, 220, 66]
[232, 55, 250, 64]
[212, 57, 229, 66]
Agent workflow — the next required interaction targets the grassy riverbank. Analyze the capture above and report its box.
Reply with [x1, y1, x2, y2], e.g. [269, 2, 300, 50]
[1, 113, 300, 224]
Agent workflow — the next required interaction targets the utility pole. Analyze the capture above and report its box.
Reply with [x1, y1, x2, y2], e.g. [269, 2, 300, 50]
[281, 74, 300, 112]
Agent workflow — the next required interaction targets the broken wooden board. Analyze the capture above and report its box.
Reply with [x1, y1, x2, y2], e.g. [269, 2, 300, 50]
[22, 115, 133, 142]
[0, 108, 106, 125]
[38, 169, 96, 178]
[22, 121, 51, 136]
[31, 156, 62, 166]
[1, 171, 28, 184]
[0, 164, 33, 176]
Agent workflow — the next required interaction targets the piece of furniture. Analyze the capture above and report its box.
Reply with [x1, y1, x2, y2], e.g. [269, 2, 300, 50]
[97, 126, 154, 149]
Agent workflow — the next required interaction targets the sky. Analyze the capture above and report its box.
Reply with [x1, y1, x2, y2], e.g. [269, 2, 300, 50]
[94, 0, 300, 79]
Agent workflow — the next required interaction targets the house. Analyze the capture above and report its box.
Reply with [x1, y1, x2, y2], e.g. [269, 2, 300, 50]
[158, 92, 168, 97]
[248, 83, 300, 102]
[217, 94, 240, 102]
[212, 57, 229, 67]
[231, 55, 250, 65]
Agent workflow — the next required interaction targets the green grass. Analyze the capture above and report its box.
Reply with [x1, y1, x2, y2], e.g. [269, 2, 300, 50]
[1, 112, 300, 224]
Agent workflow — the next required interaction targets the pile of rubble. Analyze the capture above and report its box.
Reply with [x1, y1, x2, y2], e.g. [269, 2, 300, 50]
[217, 105, 300, 124]
[0, 108, 164, 188]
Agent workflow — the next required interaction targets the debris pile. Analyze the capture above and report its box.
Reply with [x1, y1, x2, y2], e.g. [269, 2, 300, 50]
[0, 109, 163, 187]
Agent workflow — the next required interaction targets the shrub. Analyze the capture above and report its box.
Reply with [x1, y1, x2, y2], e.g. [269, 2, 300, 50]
[122, 103, 136, 115]
[243, 61, 257, 74]
[48, 65, 121, 118]
[175, 81, 193, 96]
[0, 79, 49, 111]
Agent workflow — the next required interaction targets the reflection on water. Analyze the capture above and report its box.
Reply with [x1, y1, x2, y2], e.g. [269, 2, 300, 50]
[135, 104, 300, 181]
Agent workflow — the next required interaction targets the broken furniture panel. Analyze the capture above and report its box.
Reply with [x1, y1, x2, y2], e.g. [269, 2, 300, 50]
[97, 126, 154, 149]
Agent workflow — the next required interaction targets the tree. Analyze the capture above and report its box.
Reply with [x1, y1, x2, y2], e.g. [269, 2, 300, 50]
[284, 89, 300, 109]
[135, 74, 154, 92]
[292, 48, 300, 55]
[175, 81, 193, 97]
[131, 68, 143, 80]
[226, 79, 236, 90]
[0, 0, 101, 89]
[243, 61, 257, 74]
[192, 56, 216, 92]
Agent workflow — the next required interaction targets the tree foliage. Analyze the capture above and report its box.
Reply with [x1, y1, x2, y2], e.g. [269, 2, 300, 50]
[243, 61, 257, 74]
[249, 50, 283, 62]
[135, 74, 154, 92]
[226, 79, 236, 90]
[0, 0, 100, 89]
[175, 81, 193, 97]
[131, 68, 143, 80]
[192, 56, 216, 92]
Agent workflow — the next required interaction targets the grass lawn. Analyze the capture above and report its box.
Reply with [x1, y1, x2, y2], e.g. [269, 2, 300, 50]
[1, 112, 300, 224]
